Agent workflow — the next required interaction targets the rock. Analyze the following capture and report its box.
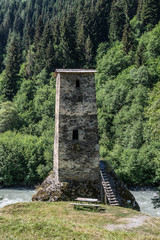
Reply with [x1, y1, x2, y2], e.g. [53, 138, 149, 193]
[32, 172, 99, 202]
[32, 168, 140, 212]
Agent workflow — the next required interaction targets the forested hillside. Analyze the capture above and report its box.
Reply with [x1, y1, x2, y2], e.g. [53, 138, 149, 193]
[0, 0, 160, 187]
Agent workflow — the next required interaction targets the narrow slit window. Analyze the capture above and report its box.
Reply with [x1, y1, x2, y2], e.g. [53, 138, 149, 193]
[76, 80, 80, 88]
[73, 130, 78, 140]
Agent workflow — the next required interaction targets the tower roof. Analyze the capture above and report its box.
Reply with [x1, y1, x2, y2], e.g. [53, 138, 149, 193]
[55, 69, 97, 73]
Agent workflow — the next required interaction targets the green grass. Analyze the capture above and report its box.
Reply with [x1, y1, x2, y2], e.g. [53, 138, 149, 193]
[0, 202, 159, 240]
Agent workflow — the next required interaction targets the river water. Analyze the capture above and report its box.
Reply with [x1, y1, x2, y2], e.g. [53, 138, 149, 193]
[0, 189, 36, 208]
[131, 190, 160, 217]
[0, 189, 160, 217]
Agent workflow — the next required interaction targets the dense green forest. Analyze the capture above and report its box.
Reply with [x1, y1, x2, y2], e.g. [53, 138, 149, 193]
[0, 0, 160, 187]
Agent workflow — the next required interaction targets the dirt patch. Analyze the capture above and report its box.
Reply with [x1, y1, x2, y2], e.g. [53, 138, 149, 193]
[104, 215, 150, 231]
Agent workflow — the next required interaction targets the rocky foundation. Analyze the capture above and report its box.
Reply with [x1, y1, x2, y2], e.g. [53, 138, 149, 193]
[32, 172, 99, 202]
[32, 170, 140, 212]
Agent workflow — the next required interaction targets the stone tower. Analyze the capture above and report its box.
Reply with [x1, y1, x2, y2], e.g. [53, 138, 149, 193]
[32, 69, 140, 209]
[53, 69, 100, 196]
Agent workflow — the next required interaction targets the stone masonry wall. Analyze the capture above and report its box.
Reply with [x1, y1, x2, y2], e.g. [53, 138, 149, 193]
[53, 72, 100, 182]
[53, 72, 60, 183]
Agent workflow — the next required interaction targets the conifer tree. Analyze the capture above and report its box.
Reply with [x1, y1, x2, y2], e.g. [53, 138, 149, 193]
[33, 16, 45, 75]
[76, 21, 86, 67]
[137, 0, 144, 20]
[45, 40, 55, 75]
[109, 0, 126, 42]
[138, 0, 160, 29]
[95, 0, 112, 43]
[136, 41, 146, 67]
[0, 26, 5, 72]
[4, 35, 22, 100]
[25, 45, 35, 78]
[85, 35, 93, 68]
[23, 21, 35, 48]
[122, 20, 135, 54]
[59, 11, 77, 68]
[53, 21, 60, 45]
[34, 16, 44, 49]
[41, 20, 53, 51]
[127, 0, 138, 19]
[13, 14, 24, 36]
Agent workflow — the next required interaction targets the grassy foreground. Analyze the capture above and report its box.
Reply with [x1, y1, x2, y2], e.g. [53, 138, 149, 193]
[0, 202, 159, 240]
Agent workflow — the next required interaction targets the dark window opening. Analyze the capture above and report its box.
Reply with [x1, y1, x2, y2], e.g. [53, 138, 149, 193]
[76, 80, 80, 88]
[73, 130, 78, 140]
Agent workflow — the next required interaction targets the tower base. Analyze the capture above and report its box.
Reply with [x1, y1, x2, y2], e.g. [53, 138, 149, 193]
[32, 172, 99, 202]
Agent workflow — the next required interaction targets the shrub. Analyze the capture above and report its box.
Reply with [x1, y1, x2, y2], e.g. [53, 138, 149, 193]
[0, 131, 53, 186]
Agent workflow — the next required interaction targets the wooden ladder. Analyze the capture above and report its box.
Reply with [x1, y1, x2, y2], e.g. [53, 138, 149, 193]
[100, 162, 119, 206]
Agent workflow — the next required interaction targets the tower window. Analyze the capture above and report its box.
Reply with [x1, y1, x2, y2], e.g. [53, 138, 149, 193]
[73, 130, 78, 140]
[76, 80, 80, 88]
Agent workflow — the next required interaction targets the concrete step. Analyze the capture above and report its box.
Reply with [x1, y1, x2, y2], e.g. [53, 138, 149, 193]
[103, 184, 111, 188]
[102, 180, 110, 183]
[104, 185, 112, 188]
[106, 188, 114, 192]
[102, 182, 110, 185]
[102, 181, 110, 184]
[103, 183, 110, 186]
[104, 188, 112, 191]
[106, 190, 114, 194]
[103, 185, 112, 188]
[109, 200, 119, 204]
[108, 196, 117, 199]
[106, 192, 114, 196]
[106, 193, 117, 198]
[108, 199, 117, 202]
[109, 198, 118, 202]
[102, 182, 111, 186]
[105, 191, 113, 195]
[106, 193, 115, 197]
[104, 188, 111, 191]
[102, 176, 109, 179]
[107, 196, 116, 199]
[105, 188, 113, 191]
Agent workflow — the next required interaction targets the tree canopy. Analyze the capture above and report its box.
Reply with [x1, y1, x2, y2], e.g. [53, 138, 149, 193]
[0, 0, 160, 187]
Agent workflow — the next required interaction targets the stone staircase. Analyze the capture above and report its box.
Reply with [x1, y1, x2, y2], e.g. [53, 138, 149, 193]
[100, 161, 120, 206]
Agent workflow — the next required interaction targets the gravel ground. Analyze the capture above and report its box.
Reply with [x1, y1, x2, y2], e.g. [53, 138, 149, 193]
[104, 215, 150, 231]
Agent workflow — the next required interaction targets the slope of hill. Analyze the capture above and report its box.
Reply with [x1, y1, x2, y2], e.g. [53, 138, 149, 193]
[0, 0, 160, 187]
[0, 202, 160, 239]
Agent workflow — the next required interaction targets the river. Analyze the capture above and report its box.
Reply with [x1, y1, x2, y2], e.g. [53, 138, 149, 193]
[0, 189, 36, 208]
[131, 190, 160, 217]
[0, 189, 160, 217]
